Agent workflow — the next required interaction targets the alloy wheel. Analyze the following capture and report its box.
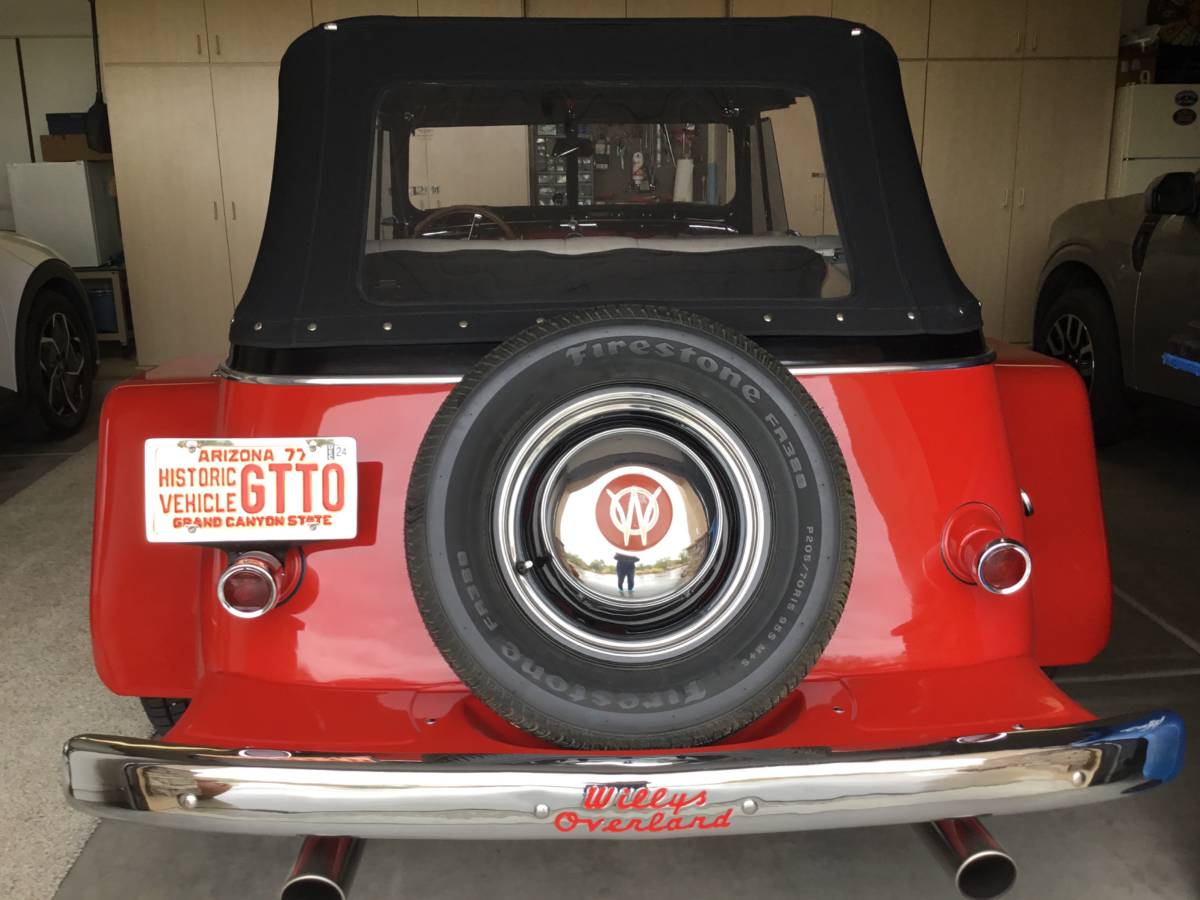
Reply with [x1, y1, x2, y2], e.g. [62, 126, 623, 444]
[38, 311, 87, 418]
[1044, 313, 1095, 390]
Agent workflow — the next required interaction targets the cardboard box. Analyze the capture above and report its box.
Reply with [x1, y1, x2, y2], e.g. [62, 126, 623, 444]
[39, 133, 112, 163]
[1118, 43, 1158, 87]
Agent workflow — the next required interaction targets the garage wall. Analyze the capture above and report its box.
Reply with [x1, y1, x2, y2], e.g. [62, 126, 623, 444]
[98, 0, 1122, 365]
[0, 1, 98, 230]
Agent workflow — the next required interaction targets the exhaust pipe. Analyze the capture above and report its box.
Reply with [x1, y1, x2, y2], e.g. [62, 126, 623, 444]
[919, 818, 1016, 899]
[281, 836, 364, 900]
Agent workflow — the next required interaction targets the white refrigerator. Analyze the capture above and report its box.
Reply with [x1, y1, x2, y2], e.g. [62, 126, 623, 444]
[5, 160, 121, 266]
[1107, 84, 1200, 198]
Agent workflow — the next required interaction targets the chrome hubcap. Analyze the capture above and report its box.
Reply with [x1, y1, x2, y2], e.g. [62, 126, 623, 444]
[1045, 313, 1094, 389]
[495, 388, 769, 663]
[38, 311, 86, 418]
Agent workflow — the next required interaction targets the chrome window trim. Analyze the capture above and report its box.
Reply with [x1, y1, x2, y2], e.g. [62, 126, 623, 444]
[214, 351, 996, 386]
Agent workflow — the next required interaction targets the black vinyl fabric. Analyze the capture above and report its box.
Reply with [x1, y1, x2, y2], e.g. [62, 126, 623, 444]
[364, 246, 829, 307]
[231, 16, 982, 353]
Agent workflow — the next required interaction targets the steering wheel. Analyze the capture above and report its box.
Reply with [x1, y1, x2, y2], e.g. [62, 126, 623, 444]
[413, 205, 517, 240]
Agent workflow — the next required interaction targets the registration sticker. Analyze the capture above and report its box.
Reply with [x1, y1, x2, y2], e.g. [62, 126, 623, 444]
[144, 437, 358, 543]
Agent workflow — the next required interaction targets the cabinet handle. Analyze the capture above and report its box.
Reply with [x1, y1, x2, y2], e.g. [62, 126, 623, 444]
[1029, 32, 1038, 52]
[1014, 30, 1022, 53]
[1001, 188, 1010, 209]
[214, 34, 221, 56]
[231, 201, 238, 221]
[196, 33, 202, 55]
[1017, 188, 1026, 209]
[213, 200, 219, 220]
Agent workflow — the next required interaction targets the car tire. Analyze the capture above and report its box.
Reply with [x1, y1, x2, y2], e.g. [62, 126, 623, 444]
[1034, 285, 1126, 445]
[140, 697, 189, 737]
[21, 290, 95, 439]
[406, 306, 856, 749]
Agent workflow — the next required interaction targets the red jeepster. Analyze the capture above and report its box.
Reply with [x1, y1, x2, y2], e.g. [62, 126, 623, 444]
[66, 16, 1182, 900]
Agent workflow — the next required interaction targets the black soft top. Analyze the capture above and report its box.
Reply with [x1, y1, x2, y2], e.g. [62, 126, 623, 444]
[231, 16, 982, 360]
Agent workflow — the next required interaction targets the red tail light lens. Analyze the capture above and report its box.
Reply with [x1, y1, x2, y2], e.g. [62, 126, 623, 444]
[977, 540, 1032, 595]
[941, 503, 1032, 595]
[217, 552, 284, 618]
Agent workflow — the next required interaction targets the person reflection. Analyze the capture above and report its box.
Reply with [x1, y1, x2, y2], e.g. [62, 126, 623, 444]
[614, 552, 639, 593]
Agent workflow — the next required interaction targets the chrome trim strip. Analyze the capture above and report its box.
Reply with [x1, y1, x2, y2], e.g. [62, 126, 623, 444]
[63, 710, 1180, 840]
[214, 352, 995, 387]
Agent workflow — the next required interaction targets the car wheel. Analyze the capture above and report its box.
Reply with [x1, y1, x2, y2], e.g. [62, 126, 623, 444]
[406, 306, 856, 749]
[22, 290, 95, 438]
[1034, 285, 1126, 444]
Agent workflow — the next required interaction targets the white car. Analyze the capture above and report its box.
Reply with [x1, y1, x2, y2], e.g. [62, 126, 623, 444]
[0, 232, 97, 437]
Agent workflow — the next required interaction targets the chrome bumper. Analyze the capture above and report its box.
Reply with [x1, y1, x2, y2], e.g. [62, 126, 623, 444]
[64, 711, 1183, 840]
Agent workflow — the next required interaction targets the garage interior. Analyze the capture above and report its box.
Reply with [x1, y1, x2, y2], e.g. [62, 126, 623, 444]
[1, 0, 1198, 898]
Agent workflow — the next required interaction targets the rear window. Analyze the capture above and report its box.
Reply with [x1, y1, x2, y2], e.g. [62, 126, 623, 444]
[365, 83, 849, 306]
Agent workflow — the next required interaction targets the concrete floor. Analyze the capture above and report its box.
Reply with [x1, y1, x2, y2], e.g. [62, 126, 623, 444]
[3, 383, 1196, 899]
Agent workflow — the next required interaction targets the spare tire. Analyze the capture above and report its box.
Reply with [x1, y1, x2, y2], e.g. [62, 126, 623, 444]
[406, 306, 855, 749]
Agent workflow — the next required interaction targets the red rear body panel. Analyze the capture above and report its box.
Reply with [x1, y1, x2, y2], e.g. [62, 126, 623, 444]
[90, 344, 1109, 752]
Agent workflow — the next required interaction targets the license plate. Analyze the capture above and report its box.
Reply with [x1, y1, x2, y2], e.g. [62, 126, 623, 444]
[144, 437, 358, 543]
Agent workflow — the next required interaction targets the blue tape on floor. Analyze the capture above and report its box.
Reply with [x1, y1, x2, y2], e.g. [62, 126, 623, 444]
[1163, 353, 1200, 377]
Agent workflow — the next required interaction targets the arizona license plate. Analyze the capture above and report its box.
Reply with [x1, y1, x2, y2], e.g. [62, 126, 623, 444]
[144, 437, 358, 543]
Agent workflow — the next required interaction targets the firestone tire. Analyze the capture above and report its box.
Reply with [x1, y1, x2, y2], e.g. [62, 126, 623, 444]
[405, 306, 855, 749]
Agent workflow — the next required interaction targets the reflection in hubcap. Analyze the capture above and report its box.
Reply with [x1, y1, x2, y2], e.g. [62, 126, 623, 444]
[544, 428, 722, 610]
[494, 388, 769, 663]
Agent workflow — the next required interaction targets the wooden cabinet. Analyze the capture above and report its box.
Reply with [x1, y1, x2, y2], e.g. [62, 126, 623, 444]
[203, 0, 311, 63]
[410, 126, 530, 209]
[928, 0, 1025, 59]
[1024, 0, 1120, 58]
[312, 0, 418, 19]
[629, 0, 726, 16]
[103, 65, 234, 364]
[418, 0, 522, 14]
[833, 0, 929, 58]
[211, 66, 280, 302]
[730, 0, 831, 14]
[527, 0, 626, 14]
[97, 0, 209, 63]
[1002, 60, 1114, 341]
[899, 59, 927, 155]
[922, 60, 1021, 336]
[768, 100, 825, 235]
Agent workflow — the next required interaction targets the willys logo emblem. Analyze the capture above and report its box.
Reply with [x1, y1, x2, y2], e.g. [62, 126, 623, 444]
[595, 473, 673, 550]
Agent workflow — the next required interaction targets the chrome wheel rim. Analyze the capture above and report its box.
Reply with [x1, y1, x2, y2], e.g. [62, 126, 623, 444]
[38, 311, 87, 418]
[494, 387, 769, 663]
[1044, 313, 1095, 389]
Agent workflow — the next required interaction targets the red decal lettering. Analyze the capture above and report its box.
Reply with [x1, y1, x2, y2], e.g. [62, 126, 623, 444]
[267, 463, 290, 513]
[295, 463, 318, 512]
[322, 464, 345, 512]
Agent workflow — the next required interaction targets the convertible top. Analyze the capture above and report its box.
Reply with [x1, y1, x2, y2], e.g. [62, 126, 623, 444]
[230, 16, 982, 361]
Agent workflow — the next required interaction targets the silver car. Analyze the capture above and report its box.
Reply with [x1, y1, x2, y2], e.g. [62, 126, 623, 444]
[1035, 170, 1200, 442]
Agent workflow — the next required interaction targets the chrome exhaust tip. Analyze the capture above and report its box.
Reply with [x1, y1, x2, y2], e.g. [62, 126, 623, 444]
[919, 818, 1016, 900]
[281, 836, 364, 900]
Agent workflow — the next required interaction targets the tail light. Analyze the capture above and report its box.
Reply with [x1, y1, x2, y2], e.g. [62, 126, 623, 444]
[942, 503, 1031, 595]
[217, 551, 285, 618]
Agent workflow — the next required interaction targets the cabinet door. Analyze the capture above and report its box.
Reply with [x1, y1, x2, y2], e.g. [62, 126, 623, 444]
[630, 0, 726, 15]
[97, 0, 209, 63]
[928, 0, 1026, 59]
[1002, 60, 1114, 342]
[313, 0, 418, 19]
[204, 0, 312, 64]
[211, 66, 280, 303]
[0, 40, 29, 231]
[832, 0, 929, 58]
[768, 100, 826, 235]
[730, 0, 831, 14]
[103, 65, 233, 365]
[423, 126, 530, 208]
[527, 0, 625, 14]
[417, 0, 522, 13]
[922, 61, 1021, 337]
[1024, 0, 1120, 58]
